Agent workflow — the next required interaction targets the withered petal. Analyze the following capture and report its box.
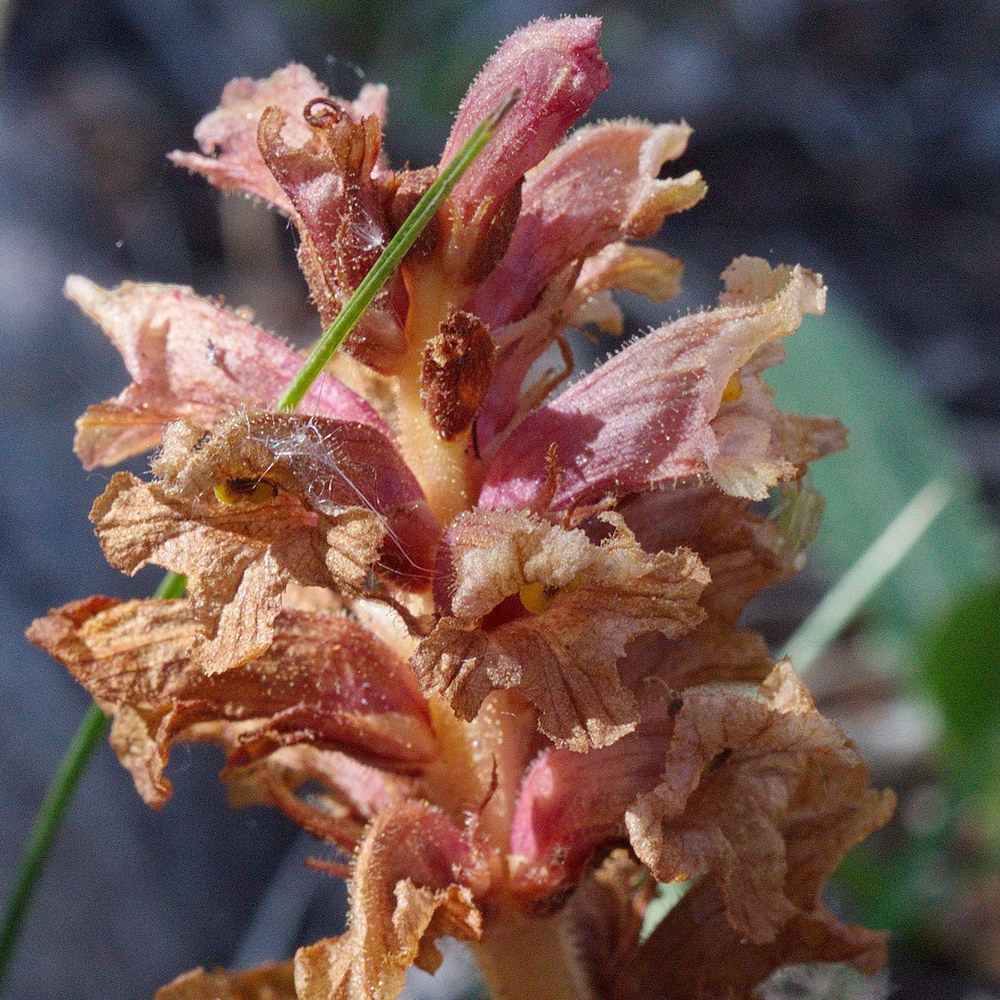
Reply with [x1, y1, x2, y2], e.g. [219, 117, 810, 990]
[91, 411, 438, 672]
[90, 468, 347, 674]
[293, 801, 485, 1000]
[155, 962, 297, 1000]
[620, 881, 888, 1000]
[624, 663, 895, 944]
[481, 257, 829, 510]
[26, 597, 435, 808]
[565, 852, 650, 999]
[511, 663, 893, 927]
[618, 484, 800, 692]
[66, 277, 385, 468]
[414, 510, 708, 751]
[168, 63, 385, 213]
[256, 103, 406, 370]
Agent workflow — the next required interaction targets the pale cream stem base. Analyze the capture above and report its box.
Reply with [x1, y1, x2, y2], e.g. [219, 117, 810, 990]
[471, 910, 595, 1000]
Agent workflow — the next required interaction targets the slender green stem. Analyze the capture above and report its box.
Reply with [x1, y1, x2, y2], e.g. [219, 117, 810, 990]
[2, 92, 518, 992]
[0, 702, 109, 994]
[276, 87, 520, 412]
[2, 577, 186, 990]
[780, 477, 952, 673]
[154, 571, 187, 600]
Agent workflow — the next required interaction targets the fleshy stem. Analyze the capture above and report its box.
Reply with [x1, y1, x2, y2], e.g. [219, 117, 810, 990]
[0, 92, 517, 994]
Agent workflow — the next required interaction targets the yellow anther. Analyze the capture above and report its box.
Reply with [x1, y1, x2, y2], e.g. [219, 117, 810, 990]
[518, 572, 584, 614]
[214, 477, 278, 505]
[519, 581, 556, 614]
[721, 372, 743, 403]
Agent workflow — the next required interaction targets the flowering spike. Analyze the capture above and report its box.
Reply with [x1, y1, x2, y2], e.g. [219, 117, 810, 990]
[27, 20, 895, 1000]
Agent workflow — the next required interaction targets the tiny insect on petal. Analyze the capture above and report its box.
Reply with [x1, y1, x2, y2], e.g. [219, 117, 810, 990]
[214, 478, 278, 505]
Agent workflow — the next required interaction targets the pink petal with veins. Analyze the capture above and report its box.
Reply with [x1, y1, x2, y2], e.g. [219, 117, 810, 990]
[470, 120, 702, 329]
[480, 258, 826, 510]
[67, 277, 386, 468]
[438, 16, 608, 273]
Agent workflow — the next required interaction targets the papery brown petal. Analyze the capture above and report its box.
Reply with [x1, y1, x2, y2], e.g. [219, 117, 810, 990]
[169, 63, 386, 213]
[294, 801, 484, 1000]
[91, 412, 438, 672]
[481, 258, 828, 510]
[618, 484, 796, 691]
[773, 411, 849, 469]
[419, 310, 496, 440]
[511, 664, 892, 926]
[155, 962, 296, 1000]
[27, 597, 434, 807]
[471, 120, 702, 329]
[620, 881, 888, 1000]
[91, 470, 321, 675]
[221, 411, 440, 588]
[624, 663, 895, 945]
[437, 17, 609, 282]
[66, 277, 385, 468]
[257, 104, 405, 370]
[413, 510, 707, 750]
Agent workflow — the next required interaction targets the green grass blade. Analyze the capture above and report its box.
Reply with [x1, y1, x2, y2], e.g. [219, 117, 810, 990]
[780, 478, 952, 673]
[0, 702, 110, 995]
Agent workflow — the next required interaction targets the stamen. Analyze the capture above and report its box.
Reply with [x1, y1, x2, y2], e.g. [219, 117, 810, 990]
[518, 572, 583, 613]
[519, 582, 556, 614]
[214, 478, 278, 505]
[722, 372, 743, 402]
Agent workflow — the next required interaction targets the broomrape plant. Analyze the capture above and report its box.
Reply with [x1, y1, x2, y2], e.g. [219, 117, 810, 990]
[27, 17, 894, 1000]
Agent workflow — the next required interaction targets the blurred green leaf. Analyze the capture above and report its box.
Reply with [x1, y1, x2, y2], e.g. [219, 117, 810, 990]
[920, 580, 1000, 808]
[768, 304, 997, 635]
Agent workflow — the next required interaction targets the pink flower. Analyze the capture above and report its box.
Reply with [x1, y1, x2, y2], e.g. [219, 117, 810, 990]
[30, 17, 890, 1000]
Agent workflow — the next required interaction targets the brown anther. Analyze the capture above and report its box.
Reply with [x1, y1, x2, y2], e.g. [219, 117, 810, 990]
[420, 310, 496, 440]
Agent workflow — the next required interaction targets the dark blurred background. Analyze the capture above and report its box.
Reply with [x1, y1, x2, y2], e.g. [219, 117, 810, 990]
[2, 1, 998, 998]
